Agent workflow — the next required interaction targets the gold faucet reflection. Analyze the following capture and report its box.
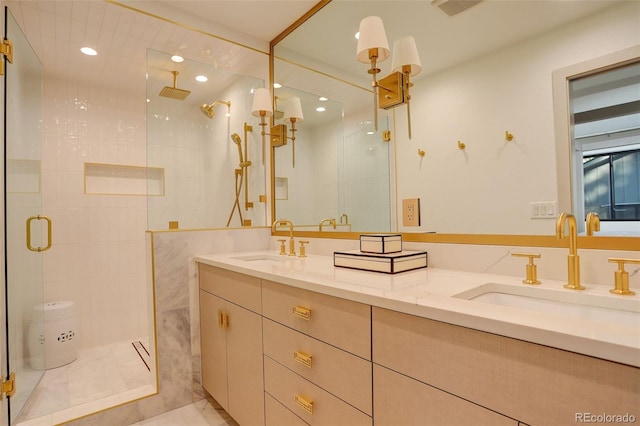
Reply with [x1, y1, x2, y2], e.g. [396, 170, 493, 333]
[319, 218, 336, 232]
[555, 212, 584, 290]
[586, 212, 600, 236]
[340, 213, 349, 224]
[272, 220, 296, 256]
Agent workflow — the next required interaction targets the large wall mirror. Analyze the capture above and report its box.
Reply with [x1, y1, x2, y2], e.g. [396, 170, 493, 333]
[271, 0, 639, 242]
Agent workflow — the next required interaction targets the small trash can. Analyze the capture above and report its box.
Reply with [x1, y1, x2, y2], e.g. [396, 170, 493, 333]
[28, 301, 79, 369]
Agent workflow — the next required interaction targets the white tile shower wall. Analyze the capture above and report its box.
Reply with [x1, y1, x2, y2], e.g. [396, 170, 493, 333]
[147, 79, 266, 230]
[41, 77, 148, 349]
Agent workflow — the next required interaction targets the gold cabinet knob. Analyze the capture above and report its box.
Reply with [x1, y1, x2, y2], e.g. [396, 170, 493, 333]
[608, 258, 640, 296]
[511, 253, 541, 285]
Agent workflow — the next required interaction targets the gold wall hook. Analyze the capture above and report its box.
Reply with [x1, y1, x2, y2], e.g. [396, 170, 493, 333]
[457, 141, 466, 150]
[418, 149, 425, 157]
[505, 130, 514, 141]
[382, 130, 391, 142]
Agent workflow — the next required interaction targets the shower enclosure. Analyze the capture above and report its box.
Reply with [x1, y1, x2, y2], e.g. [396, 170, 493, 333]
[146, 49, 267, 230]
[3, 7, 46, 423]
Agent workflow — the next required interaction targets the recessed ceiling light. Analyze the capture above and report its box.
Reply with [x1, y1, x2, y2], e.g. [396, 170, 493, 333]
[80, 47, 97, 56]
[318, 97, 328, 101]
[315, 107, 326, 112]
[171, 55, 184, 63]
[273, 83, 282, 89]
[366, 131, 375, 135]
[195, 75, 208, 82]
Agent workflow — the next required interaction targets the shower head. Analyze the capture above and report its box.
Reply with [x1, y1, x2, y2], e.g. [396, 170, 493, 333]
[159, 71, 190, 100]
[231, 133, 244, 164]
[200, 100, 231, 119]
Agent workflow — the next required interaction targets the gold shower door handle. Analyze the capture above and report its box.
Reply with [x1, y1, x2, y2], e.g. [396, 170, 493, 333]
[26, 215, 52, 252]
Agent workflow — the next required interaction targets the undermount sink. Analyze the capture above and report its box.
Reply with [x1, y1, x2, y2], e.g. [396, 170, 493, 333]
[231, 254, 293, 265]
[454, 283, 640, 325]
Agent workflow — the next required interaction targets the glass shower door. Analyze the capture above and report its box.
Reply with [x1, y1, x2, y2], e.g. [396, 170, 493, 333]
[3, 7, 45, 423]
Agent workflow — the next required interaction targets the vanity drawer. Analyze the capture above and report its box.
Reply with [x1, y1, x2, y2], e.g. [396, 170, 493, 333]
[265, 393, 307, 426]
[262, 280, 371, 359]
[263, 318, 372, 415]
[199, 263, 261, 313]
[264, 356, 372, 426]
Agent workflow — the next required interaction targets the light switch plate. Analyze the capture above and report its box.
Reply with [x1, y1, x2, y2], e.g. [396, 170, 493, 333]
[403, 198, 421, 226]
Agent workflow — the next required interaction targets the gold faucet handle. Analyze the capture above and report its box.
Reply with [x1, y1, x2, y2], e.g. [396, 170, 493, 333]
[608, 258, 640, 296]
[299, 241, 309, 258]
[511, 253, 541, 285]
[277, 239, 287, 255]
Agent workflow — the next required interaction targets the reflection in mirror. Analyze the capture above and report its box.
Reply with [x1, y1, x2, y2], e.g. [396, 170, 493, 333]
[569, 61, 640, 236]
[146, 49, 267, 230]
[272, 86, 391, 232]
[273, 0, 639, 236]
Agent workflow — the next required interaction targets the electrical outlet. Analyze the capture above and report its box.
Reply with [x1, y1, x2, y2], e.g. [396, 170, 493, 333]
[403, 198, 421, 226]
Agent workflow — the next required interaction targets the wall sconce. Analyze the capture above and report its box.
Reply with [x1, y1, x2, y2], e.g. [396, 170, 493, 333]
[356, 16, 390, 133]
[251, 88, 274, 164]
[283, 96, 304, 168]
[251, 89, 304, 167]
[356, 16, 422, 139]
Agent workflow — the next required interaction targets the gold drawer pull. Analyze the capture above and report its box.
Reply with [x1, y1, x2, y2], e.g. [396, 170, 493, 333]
[292, 305, 311, 321]
[293, 351, 312, 368]
[294, 394, 313, 414]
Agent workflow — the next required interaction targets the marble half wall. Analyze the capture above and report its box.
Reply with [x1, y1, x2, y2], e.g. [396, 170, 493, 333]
[69, 227, 270, 425]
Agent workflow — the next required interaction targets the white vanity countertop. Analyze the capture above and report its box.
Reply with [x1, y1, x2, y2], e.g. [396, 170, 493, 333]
[195, 251, 640, 368]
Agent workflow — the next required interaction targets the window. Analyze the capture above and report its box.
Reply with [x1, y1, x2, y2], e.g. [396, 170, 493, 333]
[570, 61, 640, 226]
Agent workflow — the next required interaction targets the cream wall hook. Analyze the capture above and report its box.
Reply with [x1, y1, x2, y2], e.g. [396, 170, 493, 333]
[505, 130, 514, 141]
[457, 140, 466, 150]
[418, 148, 425, 157]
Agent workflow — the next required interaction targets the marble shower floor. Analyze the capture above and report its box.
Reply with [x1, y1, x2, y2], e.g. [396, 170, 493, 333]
[130, 397, 238, 426]
[16, 339, 154, 426]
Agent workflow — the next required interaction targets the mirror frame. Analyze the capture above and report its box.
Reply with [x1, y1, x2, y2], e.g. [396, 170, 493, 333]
[268, 0, 638, 252]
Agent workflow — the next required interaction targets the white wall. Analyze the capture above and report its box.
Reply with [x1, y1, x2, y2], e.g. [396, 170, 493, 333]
[395, 2, 640, 234]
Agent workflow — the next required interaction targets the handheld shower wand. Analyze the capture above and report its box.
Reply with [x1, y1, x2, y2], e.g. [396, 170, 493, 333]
[231, 133, 244, 165]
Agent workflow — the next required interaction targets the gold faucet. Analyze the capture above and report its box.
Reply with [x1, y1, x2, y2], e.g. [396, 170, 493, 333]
[586, 212, 600, 236]
[556, 212, 584, 290]
[272, 220, 296, 256]
[319, 218, 336, 231]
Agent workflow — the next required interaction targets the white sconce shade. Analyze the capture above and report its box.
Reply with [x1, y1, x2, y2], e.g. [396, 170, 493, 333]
[284, 97, 304, 123]
[392, 36, 422, 76]
[251, 88, 273, 117]
[356, 16, 390, 63]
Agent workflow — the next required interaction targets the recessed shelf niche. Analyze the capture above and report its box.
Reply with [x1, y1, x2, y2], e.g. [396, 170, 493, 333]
[84, 163, 164, 196]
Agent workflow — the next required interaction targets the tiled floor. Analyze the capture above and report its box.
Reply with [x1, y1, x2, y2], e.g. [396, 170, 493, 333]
[16, 339, 154, 426]
[131, 397, 238, 426]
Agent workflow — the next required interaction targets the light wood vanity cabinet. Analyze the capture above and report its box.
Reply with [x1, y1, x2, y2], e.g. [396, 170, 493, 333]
[372, 307, 640, 426]
[261, 280, 372, 425]
[198, 265, 639, 426]
[198, 264, 264, 426]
